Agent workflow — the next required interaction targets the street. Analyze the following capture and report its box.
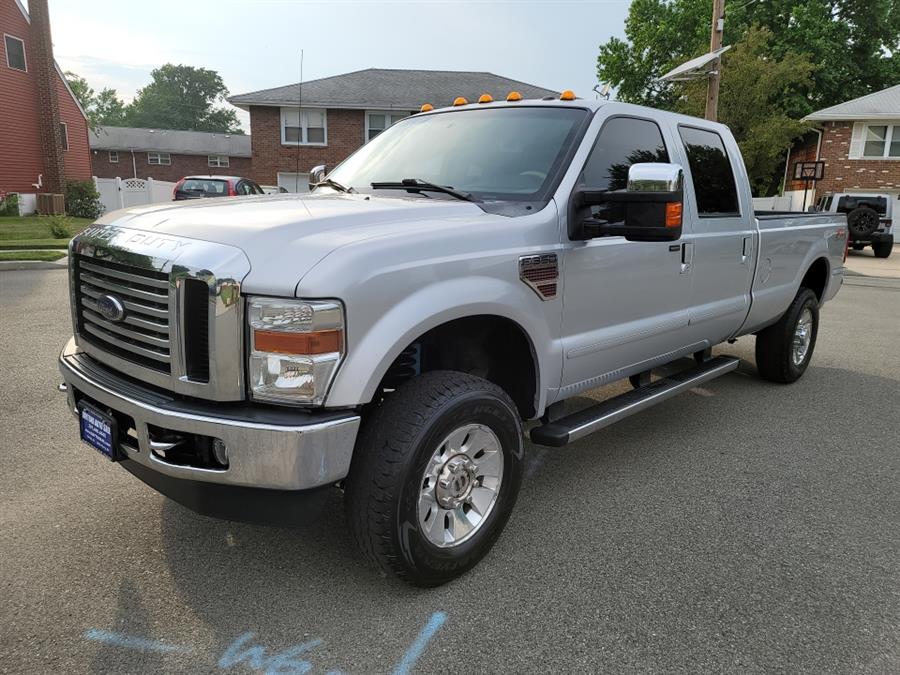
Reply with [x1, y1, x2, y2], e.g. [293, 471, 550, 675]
[1, 267, 898, 674]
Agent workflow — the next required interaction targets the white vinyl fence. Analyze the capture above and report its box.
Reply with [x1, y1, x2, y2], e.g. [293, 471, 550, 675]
[94, 177, 175, 213]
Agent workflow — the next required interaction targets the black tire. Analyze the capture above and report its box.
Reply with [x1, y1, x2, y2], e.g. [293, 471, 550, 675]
[872, 241, 892, 258]
[755, 287, 819, 384]
[846, 206, 879, 239]
[344, 370, 524, 586]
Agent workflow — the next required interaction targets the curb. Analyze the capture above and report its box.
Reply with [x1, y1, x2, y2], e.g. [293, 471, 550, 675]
[0, 258, 68, 271]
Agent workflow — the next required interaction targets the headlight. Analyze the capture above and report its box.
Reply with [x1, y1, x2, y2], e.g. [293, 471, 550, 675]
[247, 297, 344, 405]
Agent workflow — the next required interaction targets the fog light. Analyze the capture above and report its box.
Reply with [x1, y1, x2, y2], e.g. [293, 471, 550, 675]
[212, 438, 228, 467]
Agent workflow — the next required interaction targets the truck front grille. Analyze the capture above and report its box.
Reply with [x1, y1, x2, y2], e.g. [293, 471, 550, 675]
[74, 255, 172, 374]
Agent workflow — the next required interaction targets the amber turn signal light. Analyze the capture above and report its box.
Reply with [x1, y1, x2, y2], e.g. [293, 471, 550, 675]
[506, 91, 522, 101]
[478, 93, 493, 104]
[453, 96, 468, 106]
[420, 103, 434, 112]
[254, 329, 343, 355]
[665, 202, 683, 228]
[560, 90, 576, 100]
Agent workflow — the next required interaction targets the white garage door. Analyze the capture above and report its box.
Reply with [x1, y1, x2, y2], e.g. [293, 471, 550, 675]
[277, 172, 310, 193]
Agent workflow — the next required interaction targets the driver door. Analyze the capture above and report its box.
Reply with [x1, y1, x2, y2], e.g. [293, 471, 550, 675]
[560, 116, 696, 393]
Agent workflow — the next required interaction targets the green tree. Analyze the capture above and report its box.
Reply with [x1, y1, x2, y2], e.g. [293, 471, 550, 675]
[598, 0, 899, 115]
[64, 71, 127, 129]
[94, 87, 127, 127]
[678, 26, 815, 195]
[124, 64, 241, 133]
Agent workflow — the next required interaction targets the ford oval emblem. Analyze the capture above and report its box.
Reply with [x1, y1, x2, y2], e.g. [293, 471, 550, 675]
[97, 294, 126, 322]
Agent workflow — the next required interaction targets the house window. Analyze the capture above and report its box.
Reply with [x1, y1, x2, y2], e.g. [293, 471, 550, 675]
[59, 123, 68, 151]
[108, 151, 119, 163]
[281, 108, 327, 146]
[208, 155, 230, 168]
[4, 35, 26, 72]
[862, 124, 900, 158]
[148, 152, 171, 165]
[366, 111, 409, 142]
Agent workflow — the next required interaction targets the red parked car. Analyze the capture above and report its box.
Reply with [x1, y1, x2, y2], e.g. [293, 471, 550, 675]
[173, 175, 265, 200]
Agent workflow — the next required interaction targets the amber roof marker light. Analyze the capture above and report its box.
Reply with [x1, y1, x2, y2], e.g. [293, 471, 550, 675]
[452, 96, 468, 106]
[477, 93, 493, 104]
[560, 90, 576, 101]
[506, 91, 523, 101]
[420, 103, 434, 112]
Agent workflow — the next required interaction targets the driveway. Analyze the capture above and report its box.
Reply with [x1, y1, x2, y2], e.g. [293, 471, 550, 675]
[1, 269, 898, 674]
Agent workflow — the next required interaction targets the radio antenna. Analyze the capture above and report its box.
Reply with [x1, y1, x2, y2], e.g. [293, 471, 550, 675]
[295, 49, 304, 192]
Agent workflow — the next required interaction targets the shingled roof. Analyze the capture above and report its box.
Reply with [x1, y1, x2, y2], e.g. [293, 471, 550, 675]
[804, 85, 900, 121]
[89, 126, 251, 156]
[228, 68, 559, 111]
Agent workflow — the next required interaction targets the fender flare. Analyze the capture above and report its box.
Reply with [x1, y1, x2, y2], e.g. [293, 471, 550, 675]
[325, 276, 558, 413]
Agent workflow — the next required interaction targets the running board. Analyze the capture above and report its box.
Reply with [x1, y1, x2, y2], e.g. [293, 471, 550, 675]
[530, 356, 740, 447]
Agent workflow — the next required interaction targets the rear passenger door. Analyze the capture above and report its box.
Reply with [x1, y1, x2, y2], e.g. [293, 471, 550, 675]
[675, 126, 755, 345]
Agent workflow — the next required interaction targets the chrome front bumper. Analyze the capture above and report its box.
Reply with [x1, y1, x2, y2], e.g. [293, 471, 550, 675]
[59, 338, 360, 491]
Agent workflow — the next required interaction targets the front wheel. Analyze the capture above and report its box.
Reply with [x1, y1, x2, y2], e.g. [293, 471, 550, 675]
[345, 371, 524, 586]
[755, 287, 819, 383]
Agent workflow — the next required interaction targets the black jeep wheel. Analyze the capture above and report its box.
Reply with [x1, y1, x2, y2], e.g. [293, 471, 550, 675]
[847, 206, 879, 239]
[872, 241, 893, 259]
[345, 371, 524, 586]
[755, 288, 819, 384]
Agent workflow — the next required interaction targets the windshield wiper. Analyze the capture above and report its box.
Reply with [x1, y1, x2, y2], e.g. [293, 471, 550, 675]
[370, 178, 478, 202]
[311, 177, 355, 193]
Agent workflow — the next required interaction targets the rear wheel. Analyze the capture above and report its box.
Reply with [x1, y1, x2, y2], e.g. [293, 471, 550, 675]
[345, 371, 524, 586]
[755, 288, 819, 384]
[872, 241, 893, 258]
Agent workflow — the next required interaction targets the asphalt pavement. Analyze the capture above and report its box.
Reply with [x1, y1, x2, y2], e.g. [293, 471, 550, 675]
[1, 269, 898, 674]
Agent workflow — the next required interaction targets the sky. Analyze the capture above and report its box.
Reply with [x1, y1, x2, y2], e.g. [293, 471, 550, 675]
[37, 0, 632, 132]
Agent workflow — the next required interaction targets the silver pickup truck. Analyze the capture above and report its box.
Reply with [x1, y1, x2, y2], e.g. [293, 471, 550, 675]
[59, 96, 847, 586]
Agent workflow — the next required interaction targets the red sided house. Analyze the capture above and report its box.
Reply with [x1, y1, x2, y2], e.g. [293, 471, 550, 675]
[0, 0, 90, 213]
[228, 68, 558, 192]
[784, 85, 900, 215]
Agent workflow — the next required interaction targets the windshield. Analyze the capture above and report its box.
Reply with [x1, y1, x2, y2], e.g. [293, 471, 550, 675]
[328, 106, 589, 201]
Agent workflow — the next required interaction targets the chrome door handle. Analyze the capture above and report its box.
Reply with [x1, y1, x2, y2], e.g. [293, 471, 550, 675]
[680, 242, 693, 274]
[741, 236, 752, 264]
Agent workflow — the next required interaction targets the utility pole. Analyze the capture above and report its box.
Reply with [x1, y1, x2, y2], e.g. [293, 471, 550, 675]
[705, 0, 725, 121]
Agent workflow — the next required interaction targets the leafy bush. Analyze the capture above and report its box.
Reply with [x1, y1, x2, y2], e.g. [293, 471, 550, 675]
[47, 215, 71, 239]
[64, 180, 104, 219]
[0, 191, 19, 216]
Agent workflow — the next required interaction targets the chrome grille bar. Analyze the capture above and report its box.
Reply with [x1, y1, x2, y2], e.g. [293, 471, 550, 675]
[83, 324, 172, 364]
[79, 272, 169, 304]
[82, 309, 171, 348]
[79, 260, 169, 290]
[80, 285, 169, 320]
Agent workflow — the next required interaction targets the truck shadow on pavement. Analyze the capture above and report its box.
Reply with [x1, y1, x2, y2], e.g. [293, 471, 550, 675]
[144, 363, 898, 672]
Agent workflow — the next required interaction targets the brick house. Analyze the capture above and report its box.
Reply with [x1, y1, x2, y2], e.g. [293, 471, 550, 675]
[89, 126, 251, 182]
[228, 68, 558, 191]
[785, 85, 900, 215]
[0, 0, 91, 212]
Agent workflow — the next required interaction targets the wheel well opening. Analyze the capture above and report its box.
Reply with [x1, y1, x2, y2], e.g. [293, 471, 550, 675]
[379, 316, 538, 419]
[801, 257, 829, 302]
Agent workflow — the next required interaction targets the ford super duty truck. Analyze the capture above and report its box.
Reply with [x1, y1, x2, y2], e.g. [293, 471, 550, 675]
[59, 95, 847, 586]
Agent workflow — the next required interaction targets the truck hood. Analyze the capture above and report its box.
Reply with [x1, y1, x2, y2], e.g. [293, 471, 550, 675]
[95, 193, 490, 295]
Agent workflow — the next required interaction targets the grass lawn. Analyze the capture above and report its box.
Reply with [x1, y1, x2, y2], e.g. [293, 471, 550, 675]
[0, 215, 93, 242]
[0, 250, 67, 262]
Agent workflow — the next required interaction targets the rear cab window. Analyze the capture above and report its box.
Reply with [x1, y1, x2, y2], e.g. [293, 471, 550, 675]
[677, 126, 741, 218]
[181, 179, 229, 196]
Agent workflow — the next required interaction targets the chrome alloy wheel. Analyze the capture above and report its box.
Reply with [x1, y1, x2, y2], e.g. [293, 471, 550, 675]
[792, 307, 814, 366]
[417, 423, 504, 548]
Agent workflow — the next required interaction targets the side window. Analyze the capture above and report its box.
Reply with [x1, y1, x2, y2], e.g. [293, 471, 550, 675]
[580, 117, 669, 225]
[678, 126, 740, 217]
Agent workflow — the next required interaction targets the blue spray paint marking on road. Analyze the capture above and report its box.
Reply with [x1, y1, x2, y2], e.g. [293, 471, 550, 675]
[218, 631, 322, 674]
[83, 629, 195, 654]
[85, 610, 446, 674]
[391, 611, 447, 675]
